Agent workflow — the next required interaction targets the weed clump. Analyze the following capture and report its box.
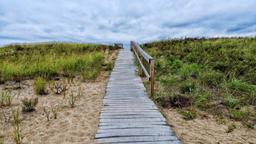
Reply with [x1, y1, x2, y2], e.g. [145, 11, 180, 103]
[21, 97, 38, 112]
[43, 107, 51, 121]
[178, 108, 197, 120]
[226, 123, 236, 133]
[11, 109, 23, 144]
[180, 81, 196, 94]
[34, 77, 47, 95]
[82, 70, 99, 81]
[0, 91, 12, 107]
[68, 92, 78, 108]
[223, 95, 239, 109]
[51, 80, 69, 95]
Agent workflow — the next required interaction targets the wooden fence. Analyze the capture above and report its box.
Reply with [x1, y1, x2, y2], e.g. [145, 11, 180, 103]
[130, 41, 155, 96]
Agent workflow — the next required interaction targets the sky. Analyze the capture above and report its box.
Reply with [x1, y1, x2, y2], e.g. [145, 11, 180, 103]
[0, 0, 256, 46]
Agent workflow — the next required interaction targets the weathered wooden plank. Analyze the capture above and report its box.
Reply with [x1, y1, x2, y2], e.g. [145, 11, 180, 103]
[96, 130, 171, 139]
[97, 135, 178, 143]
[99, 118, 166, 123]
[98, 125, 171, 130]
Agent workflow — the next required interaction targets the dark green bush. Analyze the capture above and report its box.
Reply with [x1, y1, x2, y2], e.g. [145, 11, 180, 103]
[180, 81, 196, 94]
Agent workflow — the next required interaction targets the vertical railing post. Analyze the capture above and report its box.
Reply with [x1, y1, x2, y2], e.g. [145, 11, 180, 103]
[150, 59, 155, 97]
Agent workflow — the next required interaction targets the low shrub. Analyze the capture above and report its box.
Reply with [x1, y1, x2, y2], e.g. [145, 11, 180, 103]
[180, 81, 196, 94]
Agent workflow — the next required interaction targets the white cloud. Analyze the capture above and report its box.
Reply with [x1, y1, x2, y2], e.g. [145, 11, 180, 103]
[0, 0, 256, 46]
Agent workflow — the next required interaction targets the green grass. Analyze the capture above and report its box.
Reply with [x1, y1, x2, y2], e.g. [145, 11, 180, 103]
[0, 43, 118, 82]
[34, 77, 47, 95]
[142, 37, 256, 125]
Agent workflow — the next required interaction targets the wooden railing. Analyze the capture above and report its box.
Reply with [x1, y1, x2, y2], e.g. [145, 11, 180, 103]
[131, 41, 155, 96]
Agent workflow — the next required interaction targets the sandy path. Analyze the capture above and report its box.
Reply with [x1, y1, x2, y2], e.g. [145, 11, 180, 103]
[162, 108, 256, 144]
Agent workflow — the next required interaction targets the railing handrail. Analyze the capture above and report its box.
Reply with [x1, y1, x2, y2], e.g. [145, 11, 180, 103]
[131, 41, 153, 62]
[131, 41, 155, 96]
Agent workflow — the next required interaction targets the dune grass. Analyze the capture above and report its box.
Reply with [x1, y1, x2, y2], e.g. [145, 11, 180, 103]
[0, 43, 118, 82]
[142, 37, 256, 126]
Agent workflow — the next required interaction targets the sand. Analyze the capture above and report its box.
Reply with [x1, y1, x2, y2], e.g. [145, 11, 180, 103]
[0, 73, 109, 144]
[162, 108, 256, 144]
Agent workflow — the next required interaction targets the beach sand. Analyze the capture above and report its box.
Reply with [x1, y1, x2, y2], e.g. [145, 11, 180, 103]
[0, 73, 109, 144]
[162, 108, 256, 144]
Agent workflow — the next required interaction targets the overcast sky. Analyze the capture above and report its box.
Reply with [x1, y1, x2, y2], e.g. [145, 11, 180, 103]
[0, 0, 256, 46]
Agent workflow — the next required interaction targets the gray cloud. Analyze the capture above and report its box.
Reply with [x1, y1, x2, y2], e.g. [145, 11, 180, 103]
[0, 0, 256, 46]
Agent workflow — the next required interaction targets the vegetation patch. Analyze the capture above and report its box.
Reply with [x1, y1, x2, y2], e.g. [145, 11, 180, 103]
[34, 77, 48, 95]
[21, 97, 38, 112]
[0, 43, 118, 82]
[0, 42, 119, 143]
[142, 37, 256, 126]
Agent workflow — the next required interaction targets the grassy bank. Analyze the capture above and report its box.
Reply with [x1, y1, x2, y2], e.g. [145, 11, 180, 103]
[0, 43, 118, 82]
[142, 37, 256, 127]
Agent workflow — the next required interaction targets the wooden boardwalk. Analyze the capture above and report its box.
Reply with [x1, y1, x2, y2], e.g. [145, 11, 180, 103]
[95, 48, 181, 144]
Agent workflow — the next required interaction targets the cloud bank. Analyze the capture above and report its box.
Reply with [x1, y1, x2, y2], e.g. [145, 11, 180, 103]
[0, 0, 256, 46]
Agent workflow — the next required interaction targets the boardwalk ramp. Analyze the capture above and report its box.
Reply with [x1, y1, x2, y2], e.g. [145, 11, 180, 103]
[95, 48, 181, 144]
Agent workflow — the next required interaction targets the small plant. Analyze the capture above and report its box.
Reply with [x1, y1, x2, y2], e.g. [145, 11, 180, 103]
[11, 109, 23, 144]
[34, 77, 47, 95]
[223, 95, 239, 109]
[178, 108, 197, 120]
[52, 81, 68, 95]
[51, 106, 59, 119]
[82, 70, 99, 81]
[43, 107, 51, 121]
[193, 91, 210, 109]
[180, 81, 196, 94]
[226, 123, 236, 133]
[229, 108, 251, 121]
[21, 97, 38, 112]
[68, 92, 78, 108]
[11, 109, 22, 126]
[12, 124, 23, 144]
[0, 91, 12, 107]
